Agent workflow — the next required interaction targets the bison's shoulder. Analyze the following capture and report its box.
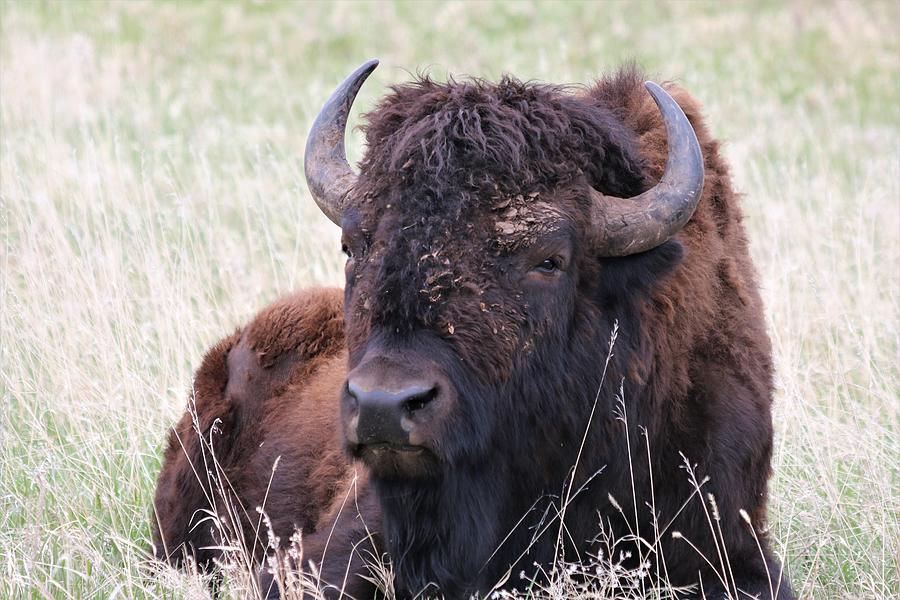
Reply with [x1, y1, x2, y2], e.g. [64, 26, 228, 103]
[241, 286, 346, 373]
[188, 286, 346, 437]
[152, 287, 348, 567]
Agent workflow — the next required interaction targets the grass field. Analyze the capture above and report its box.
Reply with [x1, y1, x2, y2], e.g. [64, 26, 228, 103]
[2, 1, 898, 598]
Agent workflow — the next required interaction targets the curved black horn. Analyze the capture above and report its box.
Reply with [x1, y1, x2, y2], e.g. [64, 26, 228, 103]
[304, 59, 379, 226]
[591, 81, 705, 256]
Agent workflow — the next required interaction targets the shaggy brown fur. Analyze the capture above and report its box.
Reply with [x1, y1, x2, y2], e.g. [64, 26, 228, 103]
[151, 290, 370, 569]
[152, 68, 793, 600]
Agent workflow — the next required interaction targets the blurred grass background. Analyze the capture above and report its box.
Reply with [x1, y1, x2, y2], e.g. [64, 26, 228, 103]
[1, 1, 897, 598]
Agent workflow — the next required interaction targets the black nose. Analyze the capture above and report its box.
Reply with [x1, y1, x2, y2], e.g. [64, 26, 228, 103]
[346, 379, 438, 446]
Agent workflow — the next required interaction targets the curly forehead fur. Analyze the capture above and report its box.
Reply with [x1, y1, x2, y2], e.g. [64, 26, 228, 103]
[358, 68, 649, 204]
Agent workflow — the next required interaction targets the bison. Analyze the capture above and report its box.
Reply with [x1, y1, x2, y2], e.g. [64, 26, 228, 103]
[152, 60, 794, 600]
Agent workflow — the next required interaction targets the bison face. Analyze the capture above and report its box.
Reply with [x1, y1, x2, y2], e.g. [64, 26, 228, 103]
[337, 186, 586, 480]
[303, 60, 703, 483]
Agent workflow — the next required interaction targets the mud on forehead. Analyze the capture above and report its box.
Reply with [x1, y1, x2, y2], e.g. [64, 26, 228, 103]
[358, 183, 577, 255]
[489, 192, 572, 254]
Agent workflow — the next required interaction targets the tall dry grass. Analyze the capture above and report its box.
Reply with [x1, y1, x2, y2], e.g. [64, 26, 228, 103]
[1, 1, 897, 598]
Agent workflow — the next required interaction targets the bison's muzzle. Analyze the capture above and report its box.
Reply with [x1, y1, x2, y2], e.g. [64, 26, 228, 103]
[342, 349, 451, 478]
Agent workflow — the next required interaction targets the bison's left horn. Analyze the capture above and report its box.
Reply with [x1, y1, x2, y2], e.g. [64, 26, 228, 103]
[591, 81, 705, 256]
[304, 59, 379, 226]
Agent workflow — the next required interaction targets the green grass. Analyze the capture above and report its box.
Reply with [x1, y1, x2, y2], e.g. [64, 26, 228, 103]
[1, 1, 897, 598]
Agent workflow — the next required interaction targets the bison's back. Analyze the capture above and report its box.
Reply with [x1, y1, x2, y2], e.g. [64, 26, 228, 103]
[151, 287, 352, 569]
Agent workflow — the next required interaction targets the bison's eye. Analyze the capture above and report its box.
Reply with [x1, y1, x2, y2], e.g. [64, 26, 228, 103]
[535, 257, 560, 274]
[341, 244, 353, 259]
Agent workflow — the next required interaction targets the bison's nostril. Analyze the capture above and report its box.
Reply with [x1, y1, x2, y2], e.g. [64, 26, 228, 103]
[402, 386, 438, 415]
[345, 382, 360, 408]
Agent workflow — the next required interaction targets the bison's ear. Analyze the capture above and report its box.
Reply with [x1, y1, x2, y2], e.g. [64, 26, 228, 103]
[596, 239, 683, 306]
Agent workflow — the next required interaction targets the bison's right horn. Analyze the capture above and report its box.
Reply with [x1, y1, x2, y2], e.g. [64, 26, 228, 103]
[304, 59, 379, 226]
[590, 81, 705, 256]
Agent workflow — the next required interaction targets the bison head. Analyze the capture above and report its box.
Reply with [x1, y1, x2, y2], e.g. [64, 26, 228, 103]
[305, 60, 701, 485]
